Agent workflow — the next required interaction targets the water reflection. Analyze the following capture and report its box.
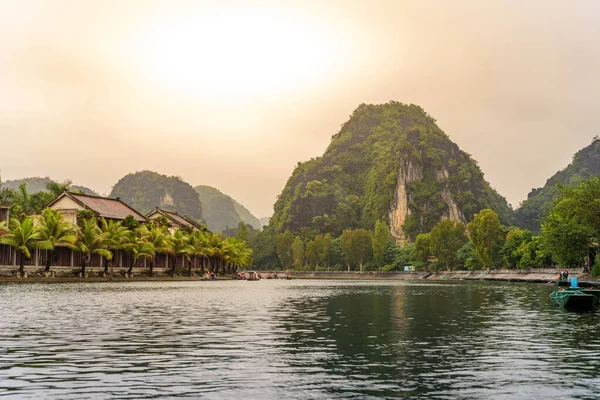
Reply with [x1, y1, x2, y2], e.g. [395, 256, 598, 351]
[1, 280, 600, 399]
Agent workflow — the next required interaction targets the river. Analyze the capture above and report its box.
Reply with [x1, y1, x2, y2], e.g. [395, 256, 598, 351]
[0, 280, 598, 399]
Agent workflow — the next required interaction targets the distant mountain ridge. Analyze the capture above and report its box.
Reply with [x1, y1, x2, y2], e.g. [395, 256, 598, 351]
[516, 138, 600, 232]
[194, 185, 261, 232]
[3, 177, 99, 196]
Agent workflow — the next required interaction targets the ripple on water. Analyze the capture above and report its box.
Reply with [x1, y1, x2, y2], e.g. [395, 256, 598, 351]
[1, 280, 600, 399]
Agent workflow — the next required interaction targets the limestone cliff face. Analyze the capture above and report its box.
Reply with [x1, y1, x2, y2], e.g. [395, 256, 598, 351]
[388, 160, 421, 245]
[389, 162, 465, 245]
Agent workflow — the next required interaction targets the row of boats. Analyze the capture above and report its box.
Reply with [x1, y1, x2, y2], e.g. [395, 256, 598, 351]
[201, 271, 293, 281]
[550, 278, 600, 312]
[236, 272, 293, 281]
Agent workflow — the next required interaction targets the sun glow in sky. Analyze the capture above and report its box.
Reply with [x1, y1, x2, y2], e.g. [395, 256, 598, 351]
[132, 9, 343, 102]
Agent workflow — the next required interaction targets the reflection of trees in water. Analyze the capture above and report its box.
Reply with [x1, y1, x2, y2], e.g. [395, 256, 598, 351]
[276, 282, 512, 397]
[275, 286, 402, 397]
[280, 282, 556, 397]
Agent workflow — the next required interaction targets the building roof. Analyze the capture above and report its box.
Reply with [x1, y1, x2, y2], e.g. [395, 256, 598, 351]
[47, 192, 147, 222]
[146, 208, 203, 231]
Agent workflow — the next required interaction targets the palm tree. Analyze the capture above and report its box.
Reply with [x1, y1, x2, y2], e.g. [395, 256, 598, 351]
[74, 218, 112, 278]
[207, 233, 226, 273]
[222, 238, 253, 273]
[0, 217, 41, 277]
[46, 180, 72, 197]
[36, 209, 77, 274]
[139, 224, 173, 277]
[100, 218, 128, 277]
[170, 230, 194, 276]
[187, 230, 208, 276]
[121, 228, 155, 277]
[228, 238, 253, 272]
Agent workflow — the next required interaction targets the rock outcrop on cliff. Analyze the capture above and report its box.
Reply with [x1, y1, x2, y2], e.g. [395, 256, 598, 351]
[269, 102, 514, 242]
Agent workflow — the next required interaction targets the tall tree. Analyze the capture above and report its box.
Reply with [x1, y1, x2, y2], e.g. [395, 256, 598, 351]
[430, 219, 467, 271]
[372, 220, 391, 266]
[0, 217, 41, 277]
[467, 209, 502, 268]
[275, 230, 295, 269]
[502, 228, 533, 269]
[319, 233, 333, 270]
[36, 209, 77, 273]
[414, 233, 432, 266]
[291, 236, 305, 268]
[340, 229, 372, 272]
[237, 221, 249, 243]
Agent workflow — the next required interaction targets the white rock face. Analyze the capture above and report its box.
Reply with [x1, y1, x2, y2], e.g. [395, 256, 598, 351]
[388, 163, 465, 245]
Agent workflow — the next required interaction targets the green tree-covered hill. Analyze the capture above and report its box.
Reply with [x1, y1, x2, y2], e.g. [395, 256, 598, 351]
[110, 171, 203, 222]
[516, 138, 600, 233]
[194, 185, 261, 231]
[4, 177, 98, 196]
[269, 102, 514, 242]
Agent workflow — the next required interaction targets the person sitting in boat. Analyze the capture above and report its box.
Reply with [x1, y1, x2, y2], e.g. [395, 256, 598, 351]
[257, 272, 262, 279]
[285, 272, 291, 279]
[274, 272, 279, 279]
[267, 272, 272, 279]
[204, 271, 210, 280]
[210, 272, 216, 280]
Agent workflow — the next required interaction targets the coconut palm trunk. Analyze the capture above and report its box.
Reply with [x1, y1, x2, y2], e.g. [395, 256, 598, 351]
[44, 250, 54, 273]
[81, 252, 91, 277]
[127, 257, 136, 277]
[18, 251, 26, 277]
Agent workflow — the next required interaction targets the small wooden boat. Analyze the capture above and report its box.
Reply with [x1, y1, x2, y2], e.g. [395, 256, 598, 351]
[550, 289, 597, 312]
[246, 271, 260, 281]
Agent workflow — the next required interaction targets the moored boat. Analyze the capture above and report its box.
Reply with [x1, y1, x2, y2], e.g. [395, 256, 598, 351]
[550, 290, 597, 311]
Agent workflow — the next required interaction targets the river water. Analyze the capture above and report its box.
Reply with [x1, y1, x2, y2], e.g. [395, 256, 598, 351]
[0, 280, 598, 399]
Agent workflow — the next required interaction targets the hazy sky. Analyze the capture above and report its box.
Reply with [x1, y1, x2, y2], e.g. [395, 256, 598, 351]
[1, 0, 599, 218]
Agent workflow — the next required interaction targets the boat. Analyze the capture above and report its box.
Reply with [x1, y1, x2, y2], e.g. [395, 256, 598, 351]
[550, 290, 597, 311]
[247, 271, 260, 281]
[551, 278, 597, 311]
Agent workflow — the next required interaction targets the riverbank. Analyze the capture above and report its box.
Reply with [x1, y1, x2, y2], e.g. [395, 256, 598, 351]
[285, 269, 600, 285]
[0, 267, 597, 285]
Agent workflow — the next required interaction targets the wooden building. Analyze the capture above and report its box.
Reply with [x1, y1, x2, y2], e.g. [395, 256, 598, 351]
[47, 192, 147, 225]
[146, 208, 204, 233]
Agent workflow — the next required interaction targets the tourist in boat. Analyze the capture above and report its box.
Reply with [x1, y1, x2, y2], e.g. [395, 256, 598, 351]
[257, 272, 262, 279]
[267, 272, 272, 279]
[274, 272, 279, 279]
